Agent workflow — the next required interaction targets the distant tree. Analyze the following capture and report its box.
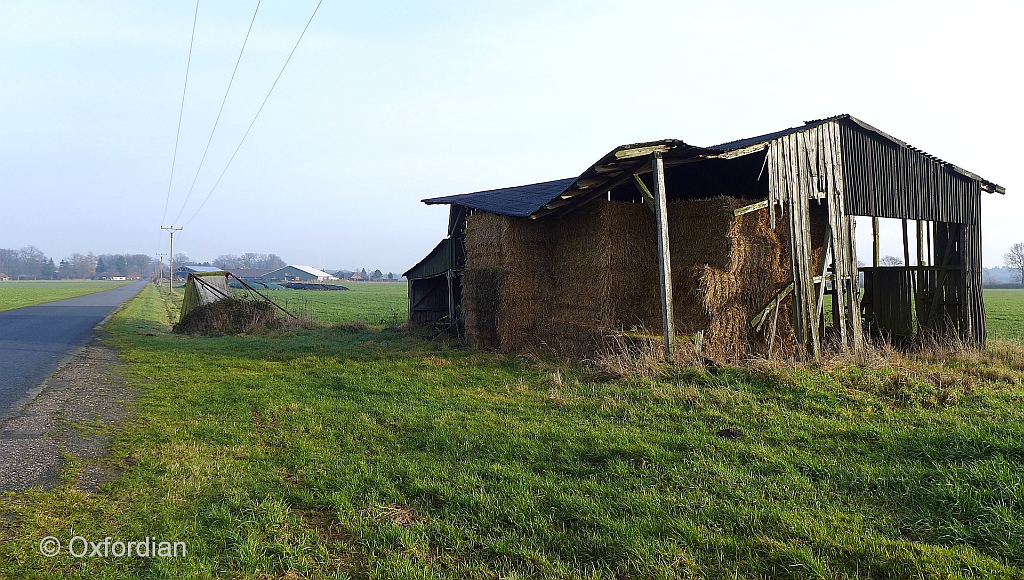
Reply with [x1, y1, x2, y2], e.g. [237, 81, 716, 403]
[372, 269, 383, 280]
[387, 272, 395, 280]
[880, 255, 904, 266]
[42, 258, 56, 279]
[96, 257, 108, 274]
[1005, 243, 1024, 285]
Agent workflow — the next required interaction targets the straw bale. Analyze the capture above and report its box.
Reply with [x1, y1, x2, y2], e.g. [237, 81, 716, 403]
[461, 195, 801, 359]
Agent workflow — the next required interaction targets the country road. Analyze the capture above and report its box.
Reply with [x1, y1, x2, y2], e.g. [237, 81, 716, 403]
[0, 281, 146, 420]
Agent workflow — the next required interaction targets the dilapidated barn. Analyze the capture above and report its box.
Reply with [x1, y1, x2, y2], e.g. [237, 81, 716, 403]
[404, 115, 1004, 358]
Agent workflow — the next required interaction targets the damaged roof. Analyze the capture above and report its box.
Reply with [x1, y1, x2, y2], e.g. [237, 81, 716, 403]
[423, 178, 577, 217]
[421, 115, 1004, 219]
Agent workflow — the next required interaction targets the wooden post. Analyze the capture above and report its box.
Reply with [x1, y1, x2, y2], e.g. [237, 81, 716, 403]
[902, 219, 911, 268]
[652, 153, 674, 359]
[872, 218, 880, 267]
[916, 220, 925, 325]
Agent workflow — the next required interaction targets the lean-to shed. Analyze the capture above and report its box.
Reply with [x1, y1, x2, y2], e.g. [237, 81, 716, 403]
[406, 115, 1004, 358]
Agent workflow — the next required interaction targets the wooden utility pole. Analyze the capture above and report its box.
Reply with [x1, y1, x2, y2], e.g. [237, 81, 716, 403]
[156, 253, 167, 283]
[160, 226, 182, 294]
[652, 153, 674, 359]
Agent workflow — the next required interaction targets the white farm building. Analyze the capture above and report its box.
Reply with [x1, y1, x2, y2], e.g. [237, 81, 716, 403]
[263, 265, 338, 282]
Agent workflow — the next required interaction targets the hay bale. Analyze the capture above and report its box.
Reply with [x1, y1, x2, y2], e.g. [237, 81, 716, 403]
[461, 195, 800, 359]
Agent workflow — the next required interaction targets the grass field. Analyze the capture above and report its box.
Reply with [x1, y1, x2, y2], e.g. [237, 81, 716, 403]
[985, 289, 1024, 343]
[1, 283, 1022, 578]
[262, 282, 408, 326]
[0, 280, 131, 312]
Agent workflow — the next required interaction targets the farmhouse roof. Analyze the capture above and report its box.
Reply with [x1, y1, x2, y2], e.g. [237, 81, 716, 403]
[267, 265, 335, 278]
[419, 115, 1004, 220]
[175, 265, 223, 274]
[226, 269, 270, 279]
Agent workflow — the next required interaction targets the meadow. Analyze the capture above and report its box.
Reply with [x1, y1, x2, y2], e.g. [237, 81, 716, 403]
[984, 289, 1024, 343]
[0, 280, 131, 312]
[261, 282, 408, 326]
[1, 283, 1022, 578]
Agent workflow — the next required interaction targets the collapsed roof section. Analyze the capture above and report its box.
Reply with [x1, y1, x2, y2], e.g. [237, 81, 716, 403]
[420, 115, 1004, 221]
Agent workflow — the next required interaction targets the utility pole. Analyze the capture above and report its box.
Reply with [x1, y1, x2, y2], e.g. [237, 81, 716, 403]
[160, 226, 183, 294]
[156, 253, 167, 283]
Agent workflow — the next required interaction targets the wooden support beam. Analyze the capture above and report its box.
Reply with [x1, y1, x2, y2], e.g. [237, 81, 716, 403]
[615, 144, 671, 159]
[750, 282, 794, 332]
[631, 173, 656, 213]
[732, 199, 769, 217]
[872, 217, 880, 267]
[916, 220, 925, 325]
[652, 153, 674, 359]
[816, 223, 833, 321]
[902, 219, 911, 269]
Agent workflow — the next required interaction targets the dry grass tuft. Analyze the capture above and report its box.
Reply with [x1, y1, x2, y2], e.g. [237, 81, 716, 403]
[365, 504, 425, 527]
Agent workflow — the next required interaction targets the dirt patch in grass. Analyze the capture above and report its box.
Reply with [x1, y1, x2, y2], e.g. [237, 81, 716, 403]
[0, 337, 136, 492]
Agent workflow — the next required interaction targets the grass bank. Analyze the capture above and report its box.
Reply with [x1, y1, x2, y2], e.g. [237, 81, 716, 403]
[0, 280, 131, 312]
[1, 283, 1022, 578]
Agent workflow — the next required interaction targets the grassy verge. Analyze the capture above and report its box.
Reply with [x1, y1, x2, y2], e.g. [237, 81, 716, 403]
[0, 280, 131, 312]
[1, 284, 1022, 578]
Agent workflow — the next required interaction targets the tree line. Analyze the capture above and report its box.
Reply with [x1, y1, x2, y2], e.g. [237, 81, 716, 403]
[0, 246, 158, 280]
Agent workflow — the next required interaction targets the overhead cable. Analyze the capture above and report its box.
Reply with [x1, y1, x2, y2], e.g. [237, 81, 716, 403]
[173, 0, 262, 225]
[183, 0, 323, 227]
[160, 0, 200, 226]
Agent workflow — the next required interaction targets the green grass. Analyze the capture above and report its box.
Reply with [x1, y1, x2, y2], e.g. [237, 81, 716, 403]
[0, 280, 131, 312]
[985, 289, 1024, 343]
[261, 282, 408, 326]
[2, 283, 1023, 578]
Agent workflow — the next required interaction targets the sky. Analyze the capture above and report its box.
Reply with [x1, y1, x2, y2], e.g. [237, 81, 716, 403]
[1, 0, 1021, 273]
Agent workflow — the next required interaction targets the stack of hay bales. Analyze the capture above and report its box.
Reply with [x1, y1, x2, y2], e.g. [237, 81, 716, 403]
[462, 197, 820, 359]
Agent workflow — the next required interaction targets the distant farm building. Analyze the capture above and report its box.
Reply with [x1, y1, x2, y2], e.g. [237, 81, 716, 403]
[263, 265, 338, 282]
[173, 265, 223, 279]
[406, 115, 1004, 358]
[226, 269, 271, 281]
[0, 273, 8, 281]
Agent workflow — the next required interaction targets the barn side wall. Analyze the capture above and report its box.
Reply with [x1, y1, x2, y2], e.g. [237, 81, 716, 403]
[462, 198, 809, 358]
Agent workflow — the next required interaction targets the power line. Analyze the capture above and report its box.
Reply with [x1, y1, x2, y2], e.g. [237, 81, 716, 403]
[172, 0, 262, 225]
[183, 0, 323, 227]
[161, 0, 200, 227]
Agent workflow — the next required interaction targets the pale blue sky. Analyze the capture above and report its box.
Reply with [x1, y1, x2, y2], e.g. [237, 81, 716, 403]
[1, 0, 1021, 272]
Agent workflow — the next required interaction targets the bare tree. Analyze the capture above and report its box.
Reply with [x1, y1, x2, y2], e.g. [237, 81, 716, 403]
[880, 255, 904, 266]
[1005, 242, 1024, 285]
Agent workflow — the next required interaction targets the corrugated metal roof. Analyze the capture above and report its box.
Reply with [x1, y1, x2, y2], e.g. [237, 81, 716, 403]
[710, 117, 835, 151]
[265, 265, 336, 278]
[419, 115, 1003, 220]
[423, 178, 577, 217]
[175, 265, 223, 273]
[403, 237, 459, 279]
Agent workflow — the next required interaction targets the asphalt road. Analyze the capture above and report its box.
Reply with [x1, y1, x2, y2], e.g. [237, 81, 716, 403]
[0, 281, 146, 419]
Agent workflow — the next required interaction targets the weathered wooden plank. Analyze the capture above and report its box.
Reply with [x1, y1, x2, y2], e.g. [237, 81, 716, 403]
[750, 282, 795, 331]
[652, 153, 674, 358]
[631, 173, 657, 213]
[732, 199, 769, 217]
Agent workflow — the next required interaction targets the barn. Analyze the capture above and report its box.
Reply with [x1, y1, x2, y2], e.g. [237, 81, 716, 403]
[406, 115, 1004, 359]
[263, 265, 338, 282]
